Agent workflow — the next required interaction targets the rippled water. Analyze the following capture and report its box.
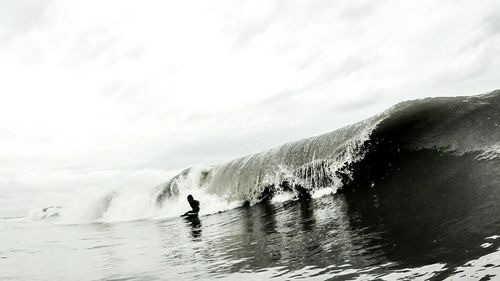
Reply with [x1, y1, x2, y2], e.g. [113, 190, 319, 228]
[2, 193, 500, 280]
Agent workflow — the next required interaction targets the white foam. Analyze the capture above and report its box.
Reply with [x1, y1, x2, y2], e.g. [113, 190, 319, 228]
[476, 142, 500, 160]
[311, 187, 337, 199]
[27, 207, 61, 221]
[28, 173, 344, 224]
[481, 243, 493, 248]
[271, 192, 295, 203]
[28, 165, 246, 224]
[444, 247, 500, 280]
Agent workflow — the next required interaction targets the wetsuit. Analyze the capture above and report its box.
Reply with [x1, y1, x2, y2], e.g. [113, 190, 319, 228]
[182, 199, 200, 217]
[189, 200, 200, 214]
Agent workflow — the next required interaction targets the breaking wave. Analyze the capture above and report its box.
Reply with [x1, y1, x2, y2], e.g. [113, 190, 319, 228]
[28, 90, 500, 223]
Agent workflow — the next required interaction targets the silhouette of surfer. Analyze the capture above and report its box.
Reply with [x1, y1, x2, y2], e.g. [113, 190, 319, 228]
[182, 194, 200, 217]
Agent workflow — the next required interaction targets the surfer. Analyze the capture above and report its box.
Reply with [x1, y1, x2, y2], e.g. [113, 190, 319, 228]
[182, 194, 200, 217]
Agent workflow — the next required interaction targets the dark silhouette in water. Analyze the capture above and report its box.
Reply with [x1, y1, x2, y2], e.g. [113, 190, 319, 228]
[182, 194, 200, 217]
[254, 181, 312, 204]
[187, 216, 202, 239]
[295, 185, 312, 201]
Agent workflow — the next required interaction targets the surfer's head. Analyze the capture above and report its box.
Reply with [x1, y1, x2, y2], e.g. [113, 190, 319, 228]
[187, 194, 194, 202]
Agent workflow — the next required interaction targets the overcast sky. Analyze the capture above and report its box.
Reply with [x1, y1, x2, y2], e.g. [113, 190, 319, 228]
[1, 0, 499, 216]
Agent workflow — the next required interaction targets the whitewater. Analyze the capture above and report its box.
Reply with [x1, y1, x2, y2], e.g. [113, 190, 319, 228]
[2, 90, 500, 280]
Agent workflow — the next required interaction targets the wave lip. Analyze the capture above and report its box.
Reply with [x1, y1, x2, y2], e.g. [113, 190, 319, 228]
[377, 89, 500, 154]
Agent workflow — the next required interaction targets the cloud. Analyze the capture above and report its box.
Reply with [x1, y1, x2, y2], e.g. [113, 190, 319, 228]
[0, 0, 52, 41]
[339, 0, 378, 20]
[483, 11, 500, 35]
[1, 0, 500, 216]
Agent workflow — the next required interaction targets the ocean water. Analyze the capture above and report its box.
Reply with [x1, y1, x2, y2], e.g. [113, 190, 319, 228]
[2, 181, 500, 281]
[2, 91, 500, 280]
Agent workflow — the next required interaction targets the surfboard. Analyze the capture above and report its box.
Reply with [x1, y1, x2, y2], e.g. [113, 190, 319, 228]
[180, 212, 199, 218]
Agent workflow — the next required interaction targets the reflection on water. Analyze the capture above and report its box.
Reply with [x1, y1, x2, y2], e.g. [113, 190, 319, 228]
[184, 216, 202, 239]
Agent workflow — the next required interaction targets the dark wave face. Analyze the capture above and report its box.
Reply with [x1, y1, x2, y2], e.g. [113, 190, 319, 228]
[156, 90, 500, 203]
[153, 90, 500, 279]
[338, 90, 500, 193]
[340, 151, 500, 270]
